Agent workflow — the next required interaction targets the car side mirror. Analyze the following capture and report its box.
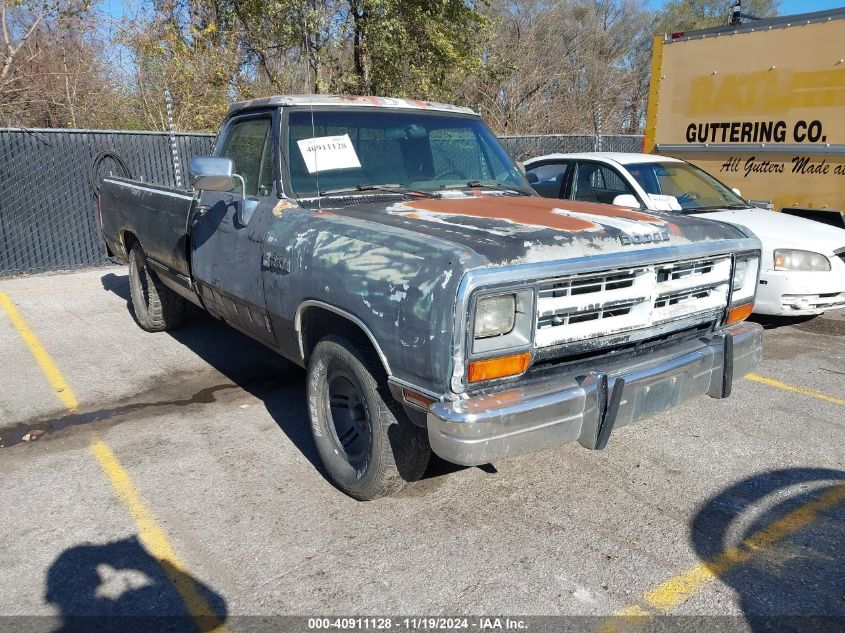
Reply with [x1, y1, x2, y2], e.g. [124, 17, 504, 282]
[526, 172, 539, 184]
[612, 194, 640, 208]
[190, 157, 234, 192]
[731, 187, 742, 198]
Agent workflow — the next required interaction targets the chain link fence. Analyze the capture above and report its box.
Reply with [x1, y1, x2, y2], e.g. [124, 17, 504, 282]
[0, 129, 215, 277]
[499, 134, 643, 161]
[0, 130, 642, 277]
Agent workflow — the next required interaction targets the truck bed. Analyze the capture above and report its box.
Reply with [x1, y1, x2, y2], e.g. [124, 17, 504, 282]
[100, 177, 196, 279]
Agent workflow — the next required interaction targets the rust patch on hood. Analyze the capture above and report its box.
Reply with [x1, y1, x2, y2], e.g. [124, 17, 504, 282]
[405, 197, 666, 233]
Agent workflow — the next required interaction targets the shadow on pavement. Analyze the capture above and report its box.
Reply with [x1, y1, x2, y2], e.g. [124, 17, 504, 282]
[100, 272, 320, 468]
[45, 536, 227, 633]
[100, 272, 464, 491]
[691, 467, 845, 632]
[747, 314, 819, 330]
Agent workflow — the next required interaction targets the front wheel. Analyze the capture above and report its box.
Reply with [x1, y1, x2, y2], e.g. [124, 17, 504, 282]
[307, 335, 430, 500]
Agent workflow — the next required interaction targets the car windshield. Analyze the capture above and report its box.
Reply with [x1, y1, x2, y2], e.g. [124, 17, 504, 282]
[626, 161, 752, 212]
[285, 108, 533, 198]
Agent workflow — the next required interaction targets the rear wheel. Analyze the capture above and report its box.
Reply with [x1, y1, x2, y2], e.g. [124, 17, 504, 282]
[128, 245, 186, 332]
[307, 335, 430, 500]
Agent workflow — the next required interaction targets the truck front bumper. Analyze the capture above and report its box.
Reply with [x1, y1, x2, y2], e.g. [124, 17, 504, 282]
[427, 321, 763, 466]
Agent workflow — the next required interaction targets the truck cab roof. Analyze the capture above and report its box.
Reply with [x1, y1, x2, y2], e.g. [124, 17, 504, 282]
[227, 95, 478, 117]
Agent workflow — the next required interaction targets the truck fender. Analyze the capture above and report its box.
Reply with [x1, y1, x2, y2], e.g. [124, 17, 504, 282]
[294, 300, 392, 376]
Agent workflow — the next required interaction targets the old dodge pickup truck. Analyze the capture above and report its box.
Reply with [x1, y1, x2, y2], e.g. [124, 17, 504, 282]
[99, 95, 763, 500]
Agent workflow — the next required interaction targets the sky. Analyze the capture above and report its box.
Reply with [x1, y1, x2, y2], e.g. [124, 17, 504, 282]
[647, 0, 843, 13]
[777, 0, 844, 11]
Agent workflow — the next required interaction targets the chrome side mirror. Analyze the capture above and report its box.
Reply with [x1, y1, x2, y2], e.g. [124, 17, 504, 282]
[731, 187, 742, 198]
[190, 157, 234, 192]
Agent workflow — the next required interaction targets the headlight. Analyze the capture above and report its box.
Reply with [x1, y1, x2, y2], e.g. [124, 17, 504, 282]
[471, 289, 533, 357]
[475, 294, 516, 338]
[731, 255, 759, 305]
[773, 249, 831, 271]
[732, 259, 748, 291]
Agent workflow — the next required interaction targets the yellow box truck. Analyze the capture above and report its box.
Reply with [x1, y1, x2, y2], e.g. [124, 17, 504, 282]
[644, 7, 845, 227]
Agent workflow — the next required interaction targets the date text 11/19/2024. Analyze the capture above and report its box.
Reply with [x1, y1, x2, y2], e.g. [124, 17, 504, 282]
[307, 617, 528, 630]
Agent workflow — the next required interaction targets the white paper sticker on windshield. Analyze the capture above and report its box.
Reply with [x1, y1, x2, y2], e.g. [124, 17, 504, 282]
[646, 193, 683, 211]
[296, 134, 361, 174]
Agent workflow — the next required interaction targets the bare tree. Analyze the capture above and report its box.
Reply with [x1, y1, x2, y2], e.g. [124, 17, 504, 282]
[465, 0, 653, 136]
[0, 1, 119, 127]
[1, 0, 46, 99]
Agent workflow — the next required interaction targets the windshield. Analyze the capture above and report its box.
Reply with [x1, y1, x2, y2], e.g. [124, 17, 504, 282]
[626, 161, 751, 212]
[285, 108, 532, 198]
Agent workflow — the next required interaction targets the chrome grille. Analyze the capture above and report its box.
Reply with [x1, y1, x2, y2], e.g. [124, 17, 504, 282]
[535, 256, 731, 348]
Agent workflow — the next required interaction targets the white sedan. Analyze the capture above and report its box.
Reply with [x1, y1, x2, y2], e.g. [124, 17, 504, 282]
[523, 152, 845, 316]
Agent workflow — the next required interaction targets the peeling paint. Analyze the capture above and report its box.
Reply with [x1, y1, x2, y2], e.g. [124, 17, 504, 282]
[272, 198, 298, 217]
[405, 197, 602, 233]
[387, 206, 519, 237]
[441, 269, 453, 289]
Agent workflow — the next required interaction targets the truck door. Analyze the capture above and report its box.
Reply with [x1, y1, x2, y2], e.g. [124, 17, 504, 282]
[190, 110, 278, 346]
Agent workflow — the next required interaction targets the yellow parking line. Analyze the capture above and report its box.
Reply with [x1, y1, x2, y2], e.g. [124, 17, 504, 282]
[0, 292, 78, 410]
[593, 605, 649, 633]
[2, 288, 226, 630]
[595, 482, 845, 631]
[746, 373, 845, 406]
[91, 439, 229, 633]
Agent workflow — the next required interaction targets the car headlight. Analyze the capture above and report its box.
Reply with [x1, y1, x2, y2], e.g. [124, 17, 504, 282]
[773, 249, 831, 271]
[475, 294, 516, 338]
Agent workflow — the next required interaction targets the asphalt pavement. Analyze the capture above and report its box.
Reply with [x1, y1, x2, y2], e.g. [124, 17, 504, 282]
[0, 267, 843, 633]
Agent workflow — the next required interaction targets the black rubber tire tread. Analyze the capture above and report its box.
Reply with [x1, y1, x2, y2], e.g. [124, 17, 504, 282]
[307, 335, 430, 500]
[128, 246, 187, 332]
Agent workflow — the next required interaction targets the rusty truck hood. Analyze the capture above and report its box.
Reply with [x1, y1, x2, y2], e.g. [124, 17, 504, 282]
[322, 194, 746, 267]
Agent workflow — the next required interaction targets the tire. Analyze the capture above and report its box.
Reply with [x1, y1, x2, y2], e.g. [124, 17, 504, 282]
[307, 335, 431, 500]
[128, 245, 186, 332]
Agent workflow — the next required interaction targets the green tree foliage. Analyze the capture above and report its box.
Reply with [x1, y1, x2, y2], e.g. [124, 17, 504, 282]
[1, 0, 785, 132]
[345, 0, 489, 99]
[231, 0, 490, 99]
[119, 0, 245, 130]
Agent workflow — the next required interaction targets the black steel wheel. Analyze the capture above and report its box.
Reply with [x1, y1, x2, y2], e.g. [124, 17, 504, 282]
[325, 367, 372, 470]
[307, 335, 430, 500]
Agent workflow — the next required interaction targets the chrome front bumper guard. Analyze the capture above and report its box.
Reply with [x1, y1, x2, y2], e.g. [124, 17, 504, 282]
[427, 321, 763, 466]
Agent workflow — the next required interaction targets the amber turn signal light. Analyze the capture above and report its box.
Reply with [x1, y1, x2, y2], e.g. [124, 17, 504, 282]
[467, 352, 531, 383]
[402, 388, 434, 409]
[726, 303, 754, 325]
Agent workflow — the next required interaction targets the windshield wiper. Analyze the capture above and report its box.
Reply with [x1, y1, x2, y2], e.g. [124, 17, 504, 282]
[440, 180, 529, 196]
[320, 183, 440, 198]
[692, 204, 751, 212]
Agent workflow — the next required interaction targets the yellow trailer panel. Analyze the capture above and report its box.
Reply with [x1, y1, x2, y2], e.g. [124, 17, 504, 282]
[645, 8, 845, 226]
